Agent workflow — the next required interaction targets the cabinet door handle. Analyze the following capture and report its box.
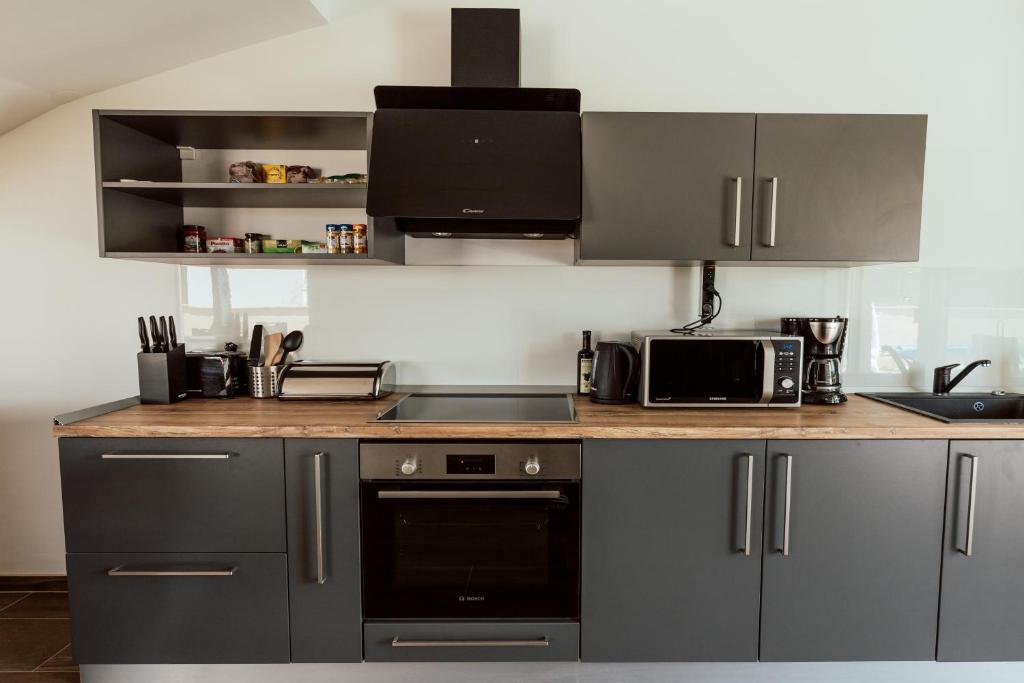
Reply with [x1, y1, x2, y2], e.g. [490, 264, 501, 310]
[391, 638, 549, 648]
[313, 451, 326, 585]
[962, 454, 979, 557]
[378, 490, 562, 500]
[767, 177, 779, 247]
[732, 177, 743, 247]
[101, 453, 231, 460]
[108, 566, 237, 577]
[741, 453, 754, 555]
[780, 453, 793, 556]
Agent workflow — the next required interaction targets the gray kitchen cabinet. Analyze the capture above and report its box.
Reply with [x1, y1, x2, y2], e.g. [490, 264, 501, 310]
[938, 441, 1024, 661]
[285, 439, 363, 662]
[67, 552, 290, 664]
[58, 437, 286, 552]
[760, 440, 946, 661]
[581, 440, 765, 661]
[750, 114, 927, 262]
[579, 112, 756, 263]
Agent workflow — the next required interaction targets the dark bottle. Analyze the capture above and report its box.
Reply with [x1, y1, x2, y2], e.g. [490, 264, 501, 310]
[577, 330, 595, 395]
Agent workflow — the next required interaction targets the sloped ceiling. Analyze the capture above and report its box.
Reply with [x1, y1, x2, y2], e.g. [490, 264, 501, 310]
[0, 0, 328, 135]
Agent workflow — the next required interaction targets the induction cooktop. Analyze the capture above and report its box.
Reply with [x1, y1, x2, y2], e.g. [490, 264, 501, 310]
[374, 393, 578, 423]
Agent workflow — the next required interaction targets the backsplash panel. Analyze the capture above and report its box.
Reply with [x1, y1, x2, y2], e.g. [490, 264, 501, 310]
[179, 261, 1023, 393]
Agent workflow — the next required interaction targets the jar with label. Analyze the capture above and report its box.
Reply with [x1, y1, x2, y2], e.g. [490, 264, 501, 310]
[244, 233, 263, 253]
[182, 225, 207, 253]
[352, 223, 368, 254]
[338, 224, 354, 254]
[326, 224, 342, 253]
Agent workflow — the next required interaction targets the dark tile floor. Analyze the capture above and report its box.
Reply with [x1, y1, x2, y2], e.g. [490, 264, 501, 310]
[0, 577, 78, 683]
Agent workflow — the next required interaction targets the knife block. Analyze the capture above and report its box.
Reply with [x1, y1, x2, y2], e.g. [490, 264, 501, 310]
[138, 345, 188, 404]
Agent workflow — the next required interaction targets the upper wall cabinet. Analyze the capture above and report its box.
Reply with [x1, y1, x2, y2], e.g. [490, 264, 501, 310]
[92, 110, 404, 265]
[577, 112, 927, 265]
[579, 113, 756, 263]
[751, 114, 927, 262]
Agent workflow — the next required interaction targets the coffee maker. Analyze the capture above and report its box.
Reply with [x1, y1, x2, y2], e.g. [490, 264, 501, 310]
[780, 317, 849, 404]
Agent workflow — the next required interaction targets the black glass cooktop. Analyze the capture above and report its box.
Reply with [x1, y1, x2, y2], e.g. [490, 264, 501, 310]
[374, 393, 578, 423]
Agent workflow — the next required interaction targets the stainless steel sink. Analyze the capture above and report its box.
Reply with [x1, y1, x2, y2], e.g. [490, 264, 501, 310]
[861, 392, 1024, 423]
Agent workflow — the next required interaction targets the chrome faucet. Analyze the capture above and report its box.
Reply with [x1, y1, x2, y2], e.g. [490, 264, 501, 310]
[932, 360, 991, 395]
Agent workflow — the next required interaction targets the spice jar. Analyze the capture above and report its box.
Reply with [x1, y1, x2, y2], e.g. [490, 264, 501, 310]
[338, 224, 354, 254]
[244, 233, 263, 254]
[182, 225, 207, 253]
[326, 224, 342, 254]
[353, 223, 368, 254]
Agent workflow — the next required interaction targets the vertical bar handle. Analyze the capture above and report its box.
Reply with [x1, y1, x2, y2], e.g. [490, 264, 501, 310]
[313, 451, 326, 584]
[780, 453, 793, 556]
[767, 177, 779, 247]
[732, 177, 743, 247]
[962, 454, 979, 557]
[742, 453, 754, 555]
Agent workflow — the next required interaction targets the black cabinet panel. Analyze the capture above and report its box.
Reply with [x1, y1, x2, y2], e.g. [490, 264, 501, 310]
[580, 112, 756, 262]
[67, 552, 289, 664]
[939, 441, 1024, 661]
[581, 439, 765, 661]
[364, 622, 579, 662]
[59, 438, 285, 552]
[751, 114, 927, 262]
[760, 440, 946, 661]
[285, 439, 362, 663]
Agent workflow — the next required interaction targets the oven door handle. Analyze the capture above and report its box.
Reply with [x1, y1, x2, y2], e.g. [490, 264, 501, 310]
[392, 637, 550, 648]
[377, 490, 564, 500]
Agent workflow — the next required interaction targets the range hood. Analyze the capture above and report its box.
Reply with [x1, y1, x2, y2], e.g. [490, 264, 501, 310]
[366, 9, 582, 239]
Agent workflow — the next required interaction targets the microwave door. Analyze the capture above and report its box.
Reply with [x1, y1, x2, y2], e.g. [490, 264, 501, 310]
[647, 339, 766, 404]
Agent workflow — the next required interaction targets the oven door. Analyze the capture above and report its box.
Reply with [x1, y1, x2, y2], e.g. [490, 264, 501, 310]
[361, 481, 580, 620]
[647, 338, 768, 405]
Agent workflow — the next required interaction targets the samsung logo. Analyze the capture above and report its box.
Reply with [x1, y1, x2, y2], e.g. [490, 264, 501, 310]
[462, 208, 485, 214]
[708, 397, 727, 401]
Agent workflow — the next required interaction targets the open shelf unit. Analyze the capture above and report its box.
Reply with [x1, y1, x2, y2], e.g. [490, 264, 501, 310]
[93, 110, 403, 264]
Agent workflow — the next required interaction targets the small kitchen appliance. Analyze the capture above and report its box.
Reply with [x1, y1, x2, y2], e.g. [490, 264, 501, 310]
[590, 341, 640, 404]
[630, 330, 802, 408]
[780, 317, 848, 404]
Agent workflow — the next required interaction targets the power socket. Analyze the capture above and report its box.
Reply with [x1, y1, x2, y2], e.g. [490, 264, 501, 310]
[700, 262, 717, 324]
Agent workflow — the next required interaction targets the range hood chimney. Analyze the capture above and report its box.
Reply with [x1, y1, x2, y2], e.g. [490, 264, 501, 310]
[366, 8, 582, 240]
[451, 8, 520, 87]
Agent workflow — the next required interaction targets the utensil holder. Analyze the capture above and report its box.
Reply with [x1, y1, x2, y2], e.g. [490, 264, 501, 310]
[138, 345, 188, 404]
[249, 365, 283, 399]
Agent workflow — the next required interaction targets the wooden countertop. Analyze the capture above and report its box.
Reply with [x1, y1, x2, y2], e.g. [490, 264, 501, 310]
[51, 394, 1024, 440]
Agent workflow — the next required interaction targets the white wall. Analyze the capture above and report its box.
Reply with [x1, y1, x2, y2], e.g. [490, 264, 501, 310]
[1, 0, 1022, 573]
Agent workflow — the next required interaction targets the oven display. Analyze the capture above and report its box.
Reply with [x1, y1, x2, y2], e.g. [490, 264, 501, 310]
[446, 454, 495, 475]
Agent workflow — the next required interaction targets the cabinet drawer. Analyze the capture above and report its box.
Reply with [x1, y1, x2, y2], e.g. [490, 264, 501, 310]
[59, 438, 285, 552]
[364, 622, 579, 662]
[67, 552, 289, 664]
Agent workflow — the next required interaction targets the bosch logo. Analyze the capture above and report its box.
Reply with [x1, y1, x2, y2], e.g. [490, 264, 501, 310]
[973, 401, 985, 413]
[459, 595, 485, 602]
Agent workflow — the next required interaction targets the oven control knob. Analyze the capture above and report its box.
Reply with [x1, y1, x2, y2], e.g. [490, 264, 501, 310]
[778, 377, 796, 390]
[400, 457, 418, 476]
[524, 456, 541, 476]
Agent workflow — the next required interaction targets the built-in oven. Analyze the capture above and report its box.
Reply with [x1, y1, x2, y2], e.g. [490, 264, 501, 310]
[360, 441, 581, 622]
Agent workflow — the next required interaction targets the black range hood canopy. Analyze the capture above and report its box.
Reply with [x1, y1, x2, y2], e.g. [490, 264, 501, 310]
[366, 9, 582, 240]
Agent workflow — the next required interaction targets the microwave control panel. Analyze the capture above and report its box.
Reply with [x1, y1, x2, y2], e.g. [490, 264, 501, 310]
[771, 339, 801, 404]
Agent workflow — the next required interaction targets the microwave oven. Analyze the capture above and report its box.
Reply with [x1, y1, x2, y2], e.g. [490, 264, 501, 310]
[630, 330, 803, 408]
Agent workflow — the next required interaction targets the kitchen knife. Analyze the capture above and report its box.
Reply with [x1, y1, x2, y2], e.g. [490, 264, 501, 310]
[137, 316, 151, 353]
[248, 324, 264, 367]
[159, 317, 169, 355]
[149, 315, 162, 353]
[168, 316, 178, 350]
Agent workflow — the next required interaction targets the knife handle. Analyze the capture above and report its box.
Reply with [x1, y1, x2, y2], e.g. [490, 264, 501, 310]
[168, 316, 178, 350]
[138, 317, 151, 353]
[159, 317, 169, 354]
[149, 316, 162, 352]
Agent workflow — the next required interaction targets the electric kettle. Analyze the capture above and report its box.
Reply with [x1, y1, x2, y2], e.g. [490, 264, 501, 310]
[590, 341, 640, 404]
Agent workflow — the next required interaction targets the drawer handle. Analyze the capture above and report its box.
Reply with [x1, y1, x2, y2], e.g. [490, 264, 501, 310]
[107, 566, 237, 577]
[391, 638, 549, 648]
[378, 490, 562, 500]
[101, 453, 232, 460]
